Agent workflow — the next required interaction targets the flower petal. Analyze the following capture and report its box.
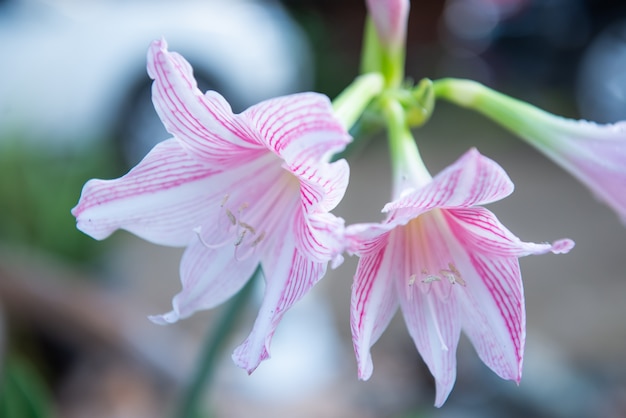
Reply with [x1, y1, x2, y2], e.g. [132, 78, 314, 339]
[543, 119, 626, 223]
[149, 237, 259, 324]
[294, 158, 350, 213]
[350, 232, 399, 380]
[445, 207, 575, 257]
[244, 92, 352, 163]
[383, 148, 513, 220]
[231, 234, 327, 373]
[454, 250, 526, 383]
[294, 209, 346, 264]
[398, 281, 460, 407]
[147, 39, 263, 165]
[71, 138, 217, 246]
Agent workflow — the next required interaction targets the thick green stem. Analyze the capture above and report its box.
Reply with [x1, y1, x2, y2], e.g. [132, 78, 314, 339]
[178, 266, 260, 418]
[432, 78, 561, 148]
[380, 96, 432, 199]
[332, 72, 385, 132]
[359, 16, 405, 88]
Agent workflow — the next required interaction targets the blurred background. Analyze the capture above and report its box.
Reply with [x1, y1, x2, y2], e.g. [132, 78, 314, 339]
[1, 0, 626, 417]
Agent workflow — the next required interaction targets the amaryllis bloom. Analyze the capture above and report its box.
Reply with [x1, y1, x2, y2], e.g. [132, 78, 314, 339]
[72, 39, 351, 373]
[523, 118, 626, 223]
[366, 0, 410, 52]
[434, 78, 626, 223]
[346, 149, 573, 406]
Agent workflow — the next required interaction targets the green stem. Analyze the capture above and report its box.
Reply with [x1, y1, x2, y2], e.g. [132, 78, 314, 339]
[332, 72, 385, 132]
[432, 78, 560, 147]
[178, 266, 261, 418]
[380, 95, 432, 199]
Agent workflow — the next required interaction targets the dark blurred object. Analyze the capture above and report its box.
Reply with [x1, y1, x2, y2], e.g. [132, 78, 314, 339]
[0, 0, 311, 167]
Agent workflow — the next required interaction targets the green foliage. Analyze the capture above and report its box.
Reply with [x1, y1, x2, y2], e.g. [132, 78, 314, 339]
[0, 138, 119, 264]
[0, 353, 56, 418]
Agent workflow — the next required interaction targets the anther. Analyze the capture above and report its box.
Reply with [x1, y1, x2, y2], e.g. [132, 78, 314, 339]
[234, 230, 248, 246]
[239, 221, 256, 235]
[408, 274, 416, 286]
[251, 231, 266, 247]
[225, 209, 237, 226]
[220, 194, 230, 207]
[422, 275, 441, 284]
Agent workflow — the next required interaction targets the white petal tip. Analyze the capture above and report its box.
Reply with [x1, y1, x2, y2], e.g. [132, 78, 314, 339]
[331, 254, 345, 269]
[148, 310, 180, 325]
[231, 341, 269, 375]
[550, 238, 575, 254]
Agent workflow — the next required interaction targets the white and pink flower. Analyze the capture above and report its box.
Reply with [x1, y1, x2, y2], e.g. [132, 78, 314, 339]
[72, 39, 351, 373]
[366, 0, 410, 52]
[346, 148, 573, 406]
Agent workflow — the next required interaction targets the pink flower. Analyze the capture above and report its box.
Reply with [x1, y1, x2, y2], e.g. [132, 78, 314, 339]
[434, 78, 626, 223]
[72, 39, 351, 373]
[522, 118, 626, 224]
[366, 0, 410, 52]
[346, 149, 573, 406]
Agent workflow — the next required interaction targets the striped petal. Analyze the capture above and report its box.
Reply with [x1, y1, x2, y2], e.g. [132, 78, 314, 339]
[149, 236, 259, 324]
[148, 39, 263, 166]
[295, 209, 346, 265]
[350, 232, 399, 380]
[232, 234, 327, 373]
[383, 148, 513, 221]
[293, 158, 350, 213]
[398, 280, 461, 407]
[244, 93, 352, 164]
[445, 207, 574, 257]
[72, 138, 217, 246]
[453, 250, 525, 383]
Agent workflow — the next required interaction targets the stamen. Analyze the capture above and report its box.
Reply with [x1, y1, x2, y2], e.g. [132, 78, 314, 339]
[239, 221, 256, 235]
[234, 230, 248, 246]
[192, 226, 228, 249]
[422, 275, 441, 284]
[440, 262, 465, 286]
[220, 194, 230, 207]
[251, 231, 266, 247]
[408, 274, 416, 286]
[226, 209, 237, 226]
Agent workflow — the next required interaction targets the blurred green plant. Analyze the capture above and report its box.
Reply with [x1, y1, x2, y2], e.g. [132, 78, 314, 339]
[0, 352, 56, 418]
[0, 137, 119, 264]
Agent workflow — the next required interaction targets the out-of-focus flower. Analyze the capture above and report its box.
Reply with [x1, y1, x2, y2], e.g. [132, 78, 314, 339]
[366, 0, 410, 52]
[72, 39, 351, 373]
[346, 148, 573, 406]
[362, 0, 410, 87]
[434, 78, 626, 223]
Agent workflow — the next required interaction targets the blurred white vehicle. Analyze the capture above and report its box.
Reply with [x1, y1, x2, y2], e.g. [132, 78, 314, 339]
[0, 0, 312, 165]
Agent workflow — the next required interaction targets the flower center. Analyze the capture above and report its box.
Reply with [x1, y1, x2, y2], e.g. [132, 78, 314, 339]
[193, 156, 300, 259]
[400, 211, 466, 301]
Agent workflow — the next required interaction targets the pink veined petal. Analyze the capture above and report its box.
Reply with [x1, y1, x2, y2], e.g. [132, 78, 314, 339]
[543, 119, 626, 223]
[71, 138, 218, 246]
[147, 39, 263, 165]
[398, 280, 461, 407]
[244, 92, 352, 163]
[293, 158, 350, 213]
[392, 215, 462, 407]
[350, 232, 399, 380]
[294, 209, 346, 265]
[345, 222, 397, 255]
[232, 235, 327, 373]
[445, 207, 575, 257]
[453, 250, 526, 383]
[149, 237, 259, 324]
[383, 149, 514, 220]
